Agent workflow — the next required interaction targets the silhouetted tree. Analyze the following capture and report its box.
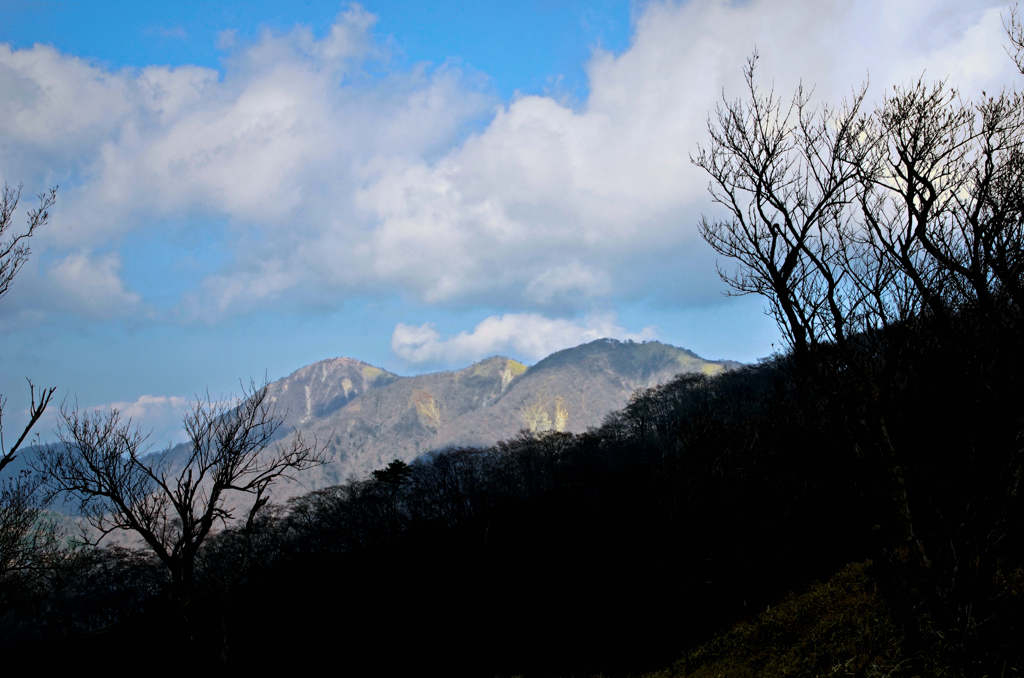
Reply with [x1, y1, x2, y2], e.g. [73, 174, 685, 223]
[857, 80, 1024, 316]
[1006, 1, 1024, 76]
[0, 182, 58, 581]
[693, 53, 871, 354]
[0, 468, 59, 581]
[41, 380, 326, 595]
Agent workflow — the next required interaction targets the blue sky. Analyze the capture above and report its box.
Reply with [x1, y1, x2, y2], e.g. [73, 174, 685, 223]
[0, 0, 1017, 447]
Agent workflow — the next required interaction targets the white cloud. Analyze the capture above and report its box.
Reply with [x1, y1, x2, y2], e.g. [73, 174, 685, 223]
[354, 0, 1019, 312]
[29, 393, 192, 449]
[1, 1, 1018, 320]
[67, 6, 488, 242]
[103, 394, 191, 449]
[0, 43, 132, 152]
[48, 252, 141, 317]
[1, 4, 494, 319]
[391, 312, 656, 365]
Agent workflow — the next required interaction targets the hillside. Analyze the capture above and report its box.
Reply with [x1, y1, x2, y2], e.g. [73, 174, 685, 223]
[5, 302, 1024, 677]
[644, 561, 904, 678]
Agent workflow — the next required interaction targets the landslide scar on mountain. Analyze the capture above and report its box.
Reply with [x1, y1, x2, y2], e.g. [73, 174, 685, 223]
[412, 390, 441, 430]
[501, 359, 527, 391]
[521, 394, 568, 433]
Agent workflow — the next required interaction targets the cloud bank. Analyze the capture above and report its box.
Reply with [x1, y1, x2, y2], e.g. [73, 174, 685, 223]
[30, 393, 193, 451]
[392, 313, 656, 365]
[0, 0, 1017, 325]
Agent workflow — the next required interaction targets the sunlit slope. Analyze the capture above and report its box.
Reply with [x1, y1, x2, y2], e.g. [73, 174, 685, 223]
[433, 339, 739, 447]
[644, 562, 904, 678]
[263, 339, 736, 498]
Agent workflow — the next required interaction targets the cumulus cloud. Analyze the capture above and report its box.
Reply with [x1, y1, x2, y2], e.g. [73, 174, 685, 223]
[48, 6, 489, 244]
[1, 4, 494, 318]
[1, 1, 1018, 321]
[104, 394, 192, 448]
[354, 0, 1019, 312]
[391, 312, 656, 365]
[48, 252, 142, 317]
[30, 393, 192, 449]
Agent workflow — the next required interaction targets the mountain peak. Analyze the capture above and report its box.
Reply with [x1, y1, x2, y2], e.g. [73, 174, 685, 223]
[458, 355, 527, 379]
[285, 356, 393, 380]
[76, 336, 741, 509]
[529, 337, 709, 376]
[244, 338, 738, 500]
[269, 356, 398, 424]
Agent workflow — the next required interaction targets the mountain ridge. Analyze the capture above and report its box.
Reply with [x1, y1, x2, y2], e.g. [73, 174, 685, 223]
[264, 338, 736, 499]
[23, 339, 738, 510]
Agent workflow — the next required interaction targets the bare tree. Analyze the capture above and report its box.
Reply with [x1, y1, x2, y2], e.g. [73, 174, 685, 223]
[695, 47, 1024, 345]
[0, 382, 56, 477]
[41, 380, 325, 595]
[0, 183, 58, 475]
[0, 183, 56, 302]
[856, 80, 1024, 316]
[692, 53, 871, 354]
[692, 59, 944, 569]
[853, 6, 1024, 316]
[1005, 1, 1024, 76]
[0, 468, 60, 579]
[0, 182, 58, 579]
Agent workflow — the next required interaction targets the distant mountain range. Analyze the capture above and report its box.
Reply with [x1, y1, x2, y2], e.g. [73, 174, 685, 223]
[15, 339, 738, 512]
[254, 338, 739, 500]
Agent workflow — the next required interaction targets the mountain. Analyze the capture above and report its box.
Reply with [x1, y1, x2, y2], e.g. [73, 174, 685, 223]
[262, 339, 738, 500]
[431, 339, 739, 448]
[12, 339, 738, 512]
[264, 357, 399, 427]
[265, 354, 527, 488]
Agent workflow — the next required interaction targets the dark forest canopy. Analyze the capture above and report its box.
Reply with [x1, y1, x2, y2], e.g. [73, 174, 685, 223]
[2, 298, 1022, 675]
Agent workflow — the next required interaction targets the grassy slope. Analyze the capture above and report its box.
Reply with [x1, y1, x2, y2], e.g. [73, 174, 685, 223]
[645, 562, 906, 678]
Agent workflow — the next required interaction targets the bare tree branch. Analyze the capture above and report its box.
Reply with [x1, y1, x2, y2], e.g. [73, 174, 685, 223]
[0, 182, 58, 580]
[692, 53, 872, 354]
[41, 379, 326, 595]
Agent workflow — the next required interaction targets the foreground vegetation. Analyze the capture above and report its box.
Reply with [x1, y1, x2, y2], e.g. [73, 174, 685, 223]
[645, 561, 904, 678]
[1, 298, 1022, 676]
